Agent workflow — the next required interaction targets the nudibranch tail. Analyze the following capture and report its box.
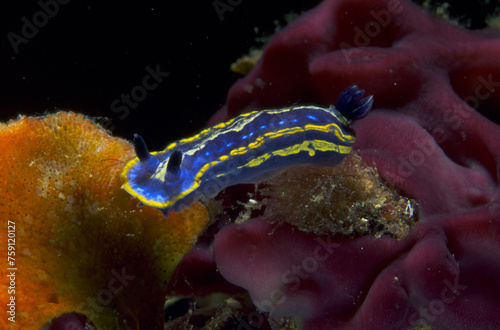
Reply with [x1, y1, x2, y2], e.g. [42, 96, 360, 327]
[336, 85, 373, 120]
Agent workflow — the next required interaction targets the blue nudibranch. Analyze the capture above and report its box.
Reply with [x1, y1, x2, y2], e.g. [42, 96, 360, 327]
[121, 85, 373, 217]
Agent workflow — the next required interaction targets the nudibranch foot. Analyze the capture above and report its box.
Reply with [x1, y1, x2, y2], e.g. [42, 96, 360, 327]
[161, 208, 170, 218]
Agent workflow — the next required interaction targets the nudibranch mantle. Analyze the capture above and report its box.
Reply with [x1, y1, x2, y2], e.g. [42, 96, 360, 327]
[121, 85, 373, 217]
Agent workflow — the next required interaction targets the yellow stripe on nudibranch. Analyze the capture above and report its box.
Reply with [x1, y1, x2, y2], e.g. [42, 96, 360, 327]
[121, 85, 374, 217]
[238, 140, 352, 170]
[177, 110, 261, 146]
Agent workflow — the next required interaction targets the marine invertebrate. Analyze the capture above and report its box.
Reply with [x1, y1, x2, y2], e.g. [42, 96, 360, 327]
[182, 0, 500, 328]
[121, 85, 373, 217]
[0, 112, 209, 329]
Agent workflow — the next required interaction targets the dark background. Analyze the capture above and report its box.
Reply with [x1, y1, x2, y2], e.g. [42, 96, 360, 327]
[0, 0, 496, 150]
[0, 0, 321, 150]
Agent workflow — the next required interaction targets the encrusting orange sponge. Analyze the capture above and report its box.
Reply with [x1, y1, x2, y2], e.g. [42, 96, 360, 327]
[0, 112, 209, 329]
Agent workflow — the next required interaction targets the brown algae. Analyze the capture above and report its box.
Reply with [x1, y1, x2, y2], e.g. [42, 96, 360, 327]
[260, 154, 418, 239]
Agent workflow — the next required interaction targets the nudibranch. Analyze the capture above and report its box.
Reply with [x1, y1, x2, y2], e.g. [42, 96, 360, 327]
[121, 85, 373, 217]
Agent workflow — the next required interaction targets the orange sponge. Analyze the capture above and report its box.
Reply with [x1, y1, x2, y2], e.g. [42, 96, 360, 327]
[0, 112, 209, 329]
